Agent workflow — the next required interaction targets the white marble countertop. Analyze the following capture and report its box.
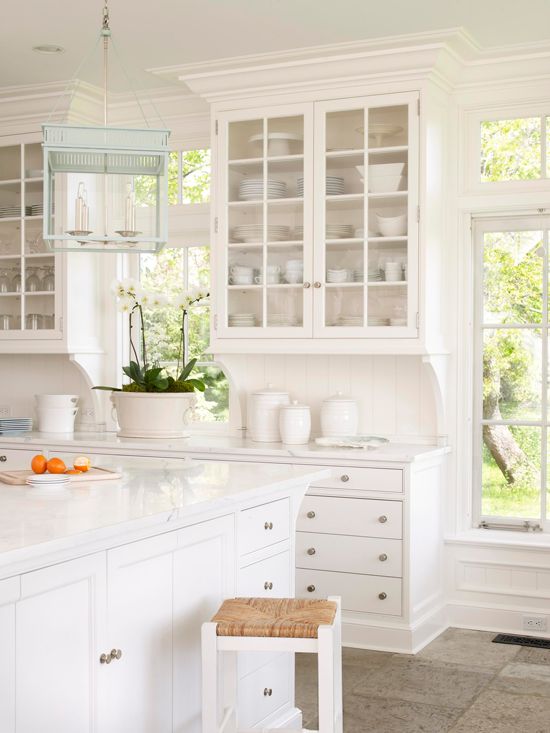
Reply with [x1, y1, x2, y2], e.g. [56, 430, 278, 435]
[0, 431, 449, 464]
[0, 455, 329, 578]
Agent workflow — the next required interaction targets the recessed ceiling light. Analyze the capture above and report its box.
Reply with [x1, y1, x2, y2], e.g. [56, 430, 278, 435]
[32, 44, 65, 55]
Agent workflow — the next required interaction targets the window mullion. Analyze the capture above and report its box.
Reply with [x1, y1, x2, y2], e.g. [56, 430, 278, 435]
[541, 227, 549, 525]
[542, 116, 547, 181]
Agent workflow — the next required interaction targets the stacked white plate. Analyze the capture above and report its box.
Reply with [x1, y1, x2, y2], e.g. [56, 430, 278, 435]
[0, 206, 22, 218]
[268, 313, 298, 327]
[232, 224, 290, 243]
[353, 270, 364, 282]
[25, 473, 71, 488]
[327, 268, 350, 283]
[326, 224, 353, 239]
[334, 315, 363, 327]
[0, 417, 32, 434]
[296, 176, 344, 197]
[238, 179, 287, 201]
[30, 203, 43, 216]
[228, 313, 256, 327]
[368, 267, 383, 282]
[368, 316, 390, 326]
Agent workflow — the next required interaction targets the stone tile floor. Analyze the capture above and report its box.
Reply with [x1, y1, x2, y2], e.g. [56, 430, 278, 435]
[296, 628, 550, 732]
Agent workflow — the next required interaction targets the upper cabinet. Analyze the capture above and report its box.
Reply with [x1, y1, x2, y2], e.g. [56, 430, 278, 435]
[212, 91, 425, 353]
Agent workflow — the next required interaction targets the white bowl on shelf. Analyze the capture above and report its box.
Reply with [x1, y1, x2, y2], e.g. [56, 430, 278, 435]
[375, 212, 407, 237]
[369, 175, 406, 193]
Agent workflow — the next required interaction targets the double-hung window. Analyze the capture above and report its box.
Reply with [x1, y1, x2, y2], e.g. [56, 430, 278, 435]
[474, 215, 550, 530]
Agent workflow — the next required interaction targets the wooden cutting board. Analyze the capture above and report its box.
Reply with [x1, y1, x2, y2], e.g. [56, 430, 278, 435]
[0, 467, 122, 485]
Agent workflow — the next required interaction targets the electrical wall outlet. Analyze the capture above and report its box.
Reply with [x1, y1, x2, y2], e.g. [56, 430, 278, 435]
[0, 406, 10, 417]
[523, 616, 548, 632]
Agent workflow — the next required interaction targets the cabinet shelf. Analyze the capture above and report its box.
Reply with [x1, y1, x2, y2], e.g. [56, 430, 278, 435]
[368, 236, 408, 243]
[227, 284, 262, 290]
[368, 191, 408, 200]
[368, 145, 408, 156]
[266, 283, 303, 289]
[267, 240, 303, 248]
[368, 280, 407, 287]
[0, 254, 21, 260]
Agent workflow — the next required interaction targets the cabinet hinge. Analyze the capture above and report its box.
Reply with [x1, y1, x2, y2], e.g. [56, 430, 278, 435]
[416, 312, 419, 329]
[416, 205, 420, 223]
[214, 314, 218, 331]
[214, 217, 219, 234]
[417, 98, 420, 116]
[215, 120, 219, 135]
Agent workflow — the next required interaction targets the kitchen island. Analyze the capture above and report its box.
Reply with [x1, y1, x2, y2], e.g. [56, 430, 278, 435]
[0, 455, 329, 733]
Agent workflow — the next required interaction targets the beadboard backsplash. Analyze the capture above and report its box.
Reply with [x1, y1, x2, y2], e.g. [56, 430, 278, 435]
[219, 354, 438, 443]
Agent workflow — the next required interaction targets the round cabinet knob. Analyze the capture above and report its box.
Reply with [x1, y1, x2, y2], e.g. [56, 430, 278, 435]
[264, 581, 273, 590]
[111, 649, 122, 660]
[313, 281, 322, 288]
[100, 653, 109, 665]
[0, 455, 6, 462]
[307, 584, 315, 593]
[340, 474, 350, 483]
[303, 282, 311, 289]
[263, 688, 273, 697]
[306, 510, 316, 519]
[378, 592, 387, 600]
[264, 521, 273, 530]
[378, 515, 388, 524]
[379, 553, 388, 562]
[307, 547, 316, 555]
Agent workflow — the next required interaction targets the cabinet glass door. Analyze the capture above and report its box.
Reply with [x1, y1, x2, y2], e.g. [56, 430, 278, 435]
[0, 141, 60, 339]
[314, 93, 418, 338]
[219, 107, 313, 337]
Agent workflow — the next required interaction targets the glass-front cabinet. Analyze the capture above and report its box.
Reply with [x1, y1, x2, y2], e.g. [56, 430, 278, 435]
[0, 141, 61, 340]
[215, 91, 418, 341]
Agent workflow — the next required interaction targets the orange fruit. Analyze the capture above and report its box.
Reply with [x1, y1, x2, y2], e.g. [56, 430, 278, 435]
[46, 457, 66, 474]
[74, 455, 91, 472]
[65, 469, 82, 475]
[31, 454, 47, 474]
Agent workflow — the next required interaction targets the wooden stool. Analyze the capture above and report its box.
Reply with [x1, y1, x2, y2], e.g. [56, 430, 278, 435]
[201, 596, 342, 733]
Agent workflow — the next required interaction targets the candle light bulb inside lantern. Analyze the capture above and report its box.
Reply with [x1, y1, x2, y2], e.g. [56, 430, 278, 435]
[124, 182, 136, 233]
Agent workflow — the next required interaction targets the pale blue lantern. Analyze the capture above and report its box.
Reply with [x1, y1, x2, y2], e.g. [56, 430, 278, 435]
[42, 2, 170, 253]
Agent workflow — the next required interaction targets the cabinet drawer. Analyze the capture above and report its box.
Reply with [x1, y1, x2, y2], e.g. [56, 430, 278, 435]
[0, 448, 45, 470]
[296, 532, 402, 577]
[296, 568, 402, 616]
[240, 498, 290, 555]
[309, 465, 403, 493]
[239, 551, 291, 598]
[297, 495, 402, 539]
[238, 653, 292, 729]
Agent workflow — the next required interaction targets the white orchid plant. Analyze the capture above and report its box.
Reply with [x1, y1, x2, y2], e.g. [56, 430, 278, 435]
[94, 278, 210, 394]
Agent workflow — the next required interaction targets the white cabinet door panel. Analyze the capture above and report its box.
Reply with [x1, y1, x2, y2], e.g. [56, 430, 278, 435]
[16, 553, 106, 733]
[0, 577, 18, 733]
[307, 465, 403, 493]
[237, 653, 293, 730]
[240, 498, 290, 555]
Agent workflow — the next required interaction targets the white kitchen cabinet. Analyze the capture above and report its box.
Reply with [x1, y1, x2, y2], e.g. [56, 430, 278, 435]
[212, 91, 420, 352]
[15, 553, 106, 733]
[0, 448, 47, 470]
[0, 577, 19, 733]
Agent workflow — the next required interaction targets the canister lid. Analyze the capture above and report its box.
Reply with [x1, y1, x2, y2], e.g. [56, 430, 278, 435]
[323, 390, 357, 403]
[281, 399, 310, 410]
[251, 383, 289, 397]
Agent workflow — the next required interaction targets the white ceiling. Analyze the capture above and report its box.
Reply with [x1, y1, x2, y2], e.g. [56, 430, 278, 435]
[1, 0, 550, 91]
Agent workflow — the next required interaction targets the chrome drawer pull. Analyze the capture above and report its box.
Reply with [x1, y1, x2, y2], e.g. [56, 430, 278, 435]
[379, 553, 388, 562]
[378, 592, 387, 600]
[100, 648, 122, 664]
[263, 688, 273, 697]
[378, 515, 388, 523]
[307, 510, 316, 519]
[0, 455, 6, 463]
[264, 581, 273, 590]
[307, 547, 316, 555]
[307, 584, 315, 592]
[340, 474, 349, 482]
[264, 521, 273, 530]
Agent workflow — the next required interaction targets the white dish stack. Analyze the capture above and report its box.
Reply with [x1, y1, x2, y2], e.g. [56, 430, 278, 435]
[35, 394, 79, 433]
[284, 259, 303, 284]
[238, 178, 287, 201]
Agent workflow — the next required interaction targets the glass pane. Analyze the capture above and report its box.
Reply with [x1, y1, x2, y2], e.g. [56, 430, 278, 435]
[0, 294, 21, 330]
[0, 220, 21, 255]
[481, 118, 541, 182]
[267, 286, 303, 328]
[25, 180, 43, 218]
[229, 119, 263, 161]
[368, 105, 408, 150]
[0, 181, 21, 217]
[547, 117, 550, 178]
[482, 329, 542, 420]
[325, 285, 363, 328]
[481, 426, 541, 518]
[228, 288, 262, 329]
[483, 230, 543, 325]
[24, 219, 47, 254]
[267, 116, 303, 157]
[192, 364, 229, 423]
[24, 144, 43, 179]
[368, 283, 407, 327]
[0, 146, 20, 182]
[326, 109, 363, 153]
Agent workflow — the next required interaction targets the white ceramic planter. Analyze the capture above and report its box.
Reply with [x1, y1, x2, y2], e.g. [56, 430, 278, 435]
[110, 391, 196, 439]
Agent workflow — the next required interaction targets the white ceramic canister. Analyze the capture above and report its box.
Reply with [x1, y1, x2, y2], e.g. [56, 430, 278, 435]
[279, 400, 311, 445]
[248, 384, 290, 442]
[320, 391, 359, 437]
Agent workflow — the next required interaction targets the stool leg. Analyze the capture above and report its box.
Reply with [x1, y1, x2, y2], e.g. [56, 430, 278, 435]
[329, 596, 343, 733]
[202, 622, 220, 733]
[318, 598, 343, 733]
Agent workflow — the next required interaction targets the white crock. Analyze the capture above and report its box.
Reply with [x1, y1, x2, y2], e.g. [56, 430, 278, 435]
[248, 384, 290, 442]
[110, 391, 196, 439]
[320, 391, 359, 437]
[279, 400, 311, 445]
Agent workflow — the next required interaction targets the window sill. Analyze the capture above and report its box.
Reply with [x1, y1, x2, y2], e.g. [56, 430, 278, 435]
[445, 528, 550, 551]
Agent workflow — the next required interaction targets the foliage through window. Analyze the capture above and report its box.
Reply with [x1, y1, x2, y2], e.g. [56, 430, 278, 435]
[480, 116, 549, 183]
[474, 218, 550, 527]
[138, 148, 228, 425]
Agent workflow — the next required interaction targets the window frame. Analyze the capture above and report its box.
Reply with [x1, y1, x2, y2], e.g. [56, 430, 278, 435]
[473, 213, 550, 531]
[464, 103, 550, 195]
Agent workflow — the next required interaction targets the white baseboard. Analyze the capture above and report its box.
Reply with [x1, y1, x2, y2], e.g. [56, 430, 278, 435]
[447, 601, 550, 638]
[342, 603, 448, 654]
